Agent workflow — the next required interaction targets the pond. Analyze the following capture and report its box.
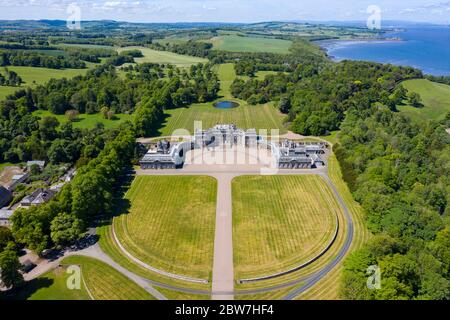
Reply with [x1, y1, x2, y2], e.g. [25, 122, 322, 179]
[214, 101, 240, 109]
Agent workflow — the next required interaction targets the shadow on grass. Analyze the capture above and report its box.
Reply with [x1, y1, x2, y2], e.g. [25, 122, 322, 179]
[0, 277, 54, 301]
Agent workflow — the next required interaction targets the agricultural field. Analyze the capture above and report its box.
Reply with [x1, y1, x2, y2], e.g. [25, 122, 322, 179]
[117, 46, 208, 67]
[0, 66, 91, 101]
[113, 176, 217, 280]
[399, 79, 450, 121]
[232, 175, 340, 280]
[158, 64, 287, 136]
[210, 35, 292, 54]
[33, 110, 132, 130]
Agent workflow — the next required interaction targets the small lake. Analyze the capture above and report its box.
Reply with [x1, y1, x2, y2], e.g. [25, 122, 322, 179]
[214, 101, 239, 109]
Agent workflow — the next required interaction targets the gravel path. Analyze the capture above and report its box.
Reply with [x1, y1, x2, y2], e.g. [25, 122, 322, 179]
[211, 173, 234, 300]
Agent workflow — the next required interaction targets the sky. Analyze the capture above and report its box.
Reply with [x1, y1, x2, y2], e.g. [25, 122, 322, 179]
[0, 0, 449, 24]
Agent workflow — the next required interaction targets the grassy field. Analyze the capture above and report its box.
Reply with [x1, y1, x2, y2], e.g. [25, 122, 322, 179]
[0, 66, 91, 101]
[232, 175, 339, 280]
[1, 255, 156, 300]
[0, 265, 90, 300]
[160, 102, 286, 136]
[97, 224, 212, 292]
[33, 110, 132, 130]
[158, 64, 287, 136]
[399, 79, 450, 121]
[114, 176, 217, 280]
[62, 256, 155, 300]
[211, 35, 292, 54]
[117, 46, 208, 67]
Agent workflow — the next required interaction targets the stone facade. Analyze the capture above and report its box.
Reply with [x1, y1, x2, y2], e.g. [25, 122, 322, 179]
[140, 124, 327, 170]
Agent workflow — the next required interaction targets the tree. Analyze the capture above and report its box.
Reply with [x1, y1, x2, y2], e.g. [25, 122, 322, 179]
[39, 116, 59, 141]
[0, 249, 24, 289]
[0, 226, 14, 252]
[407, 92, 422, 107]
[29, 163, 41, 176]
[106, 110, 115, 120]
[47, 92, 68, 114]
[391, 85, 407, 104]
[65, 109, 79, 122]
[50, 212, 84, 246]
[100, 106, 110, 119]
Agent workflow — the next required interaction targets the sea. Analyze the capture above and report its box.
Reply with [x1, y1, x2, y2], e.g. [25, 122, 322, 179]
[318, 24, 450, 76]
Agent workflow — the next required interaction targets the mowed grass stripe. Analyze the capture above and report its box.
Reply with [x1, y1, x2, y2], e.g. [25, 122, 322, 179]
[114, 176, 217, 280]
[232, 175, 338, 279]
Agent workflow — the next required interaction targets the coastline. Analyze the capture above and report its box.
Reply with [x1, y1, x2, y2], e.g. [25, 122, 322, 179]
[313, 26, 450, 76]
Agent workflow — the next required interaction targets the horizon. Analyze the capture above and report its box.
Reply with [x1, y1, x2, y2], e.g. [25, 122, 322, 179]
[0, 18, 446, 28]
[1, 1, 450, 24]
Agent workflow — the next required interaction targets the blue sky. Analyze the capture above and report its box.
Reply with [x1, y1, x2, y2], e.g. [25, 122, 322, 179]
[0, 0, 449, 23]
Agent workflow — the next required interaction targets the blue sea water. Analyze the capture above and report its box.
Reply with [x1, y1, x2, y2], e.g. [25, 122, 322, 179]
[319, 25, 450, 76]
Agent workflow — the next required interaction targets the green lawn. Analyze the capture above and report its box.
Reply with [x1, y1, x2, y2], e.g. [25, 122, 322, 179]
[117, 46, 208, 67]
[158, 64, 287, 136]
[211, 35, 292, 54]
[33, 110, 132, 130]
[1, 255, 156, 300]
[62, 256, 155, 300]
[399, 79, 450, 121]
[232, 175, 340, 280]
[1, 265, 89, 300]
[0, 65, 91, 101]
[160, 102, 286, 136]
[114, 176, 217, 280]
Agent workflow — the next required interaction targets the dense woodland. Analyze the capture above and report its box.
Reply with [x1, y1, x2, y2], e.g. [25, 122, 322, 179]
[0, 62, 218, 163]
[337, 108, 449, 300]
[0, 26, 448, 299]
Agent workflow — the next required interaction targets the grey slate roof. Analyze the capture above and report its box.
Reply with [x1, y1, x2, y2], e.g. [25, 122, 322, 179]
[0, 186, 12, 207]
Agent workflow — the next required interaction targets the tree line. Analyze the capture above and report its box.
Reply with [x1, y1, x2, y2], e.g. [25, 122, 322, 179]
[0, 50, 86, 69]
[0, 68, 22, 86]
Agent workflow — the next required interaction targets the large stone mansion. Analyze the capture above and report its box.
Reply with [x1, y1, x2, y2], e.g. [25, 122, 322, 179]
[140, 124, 327, 170]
